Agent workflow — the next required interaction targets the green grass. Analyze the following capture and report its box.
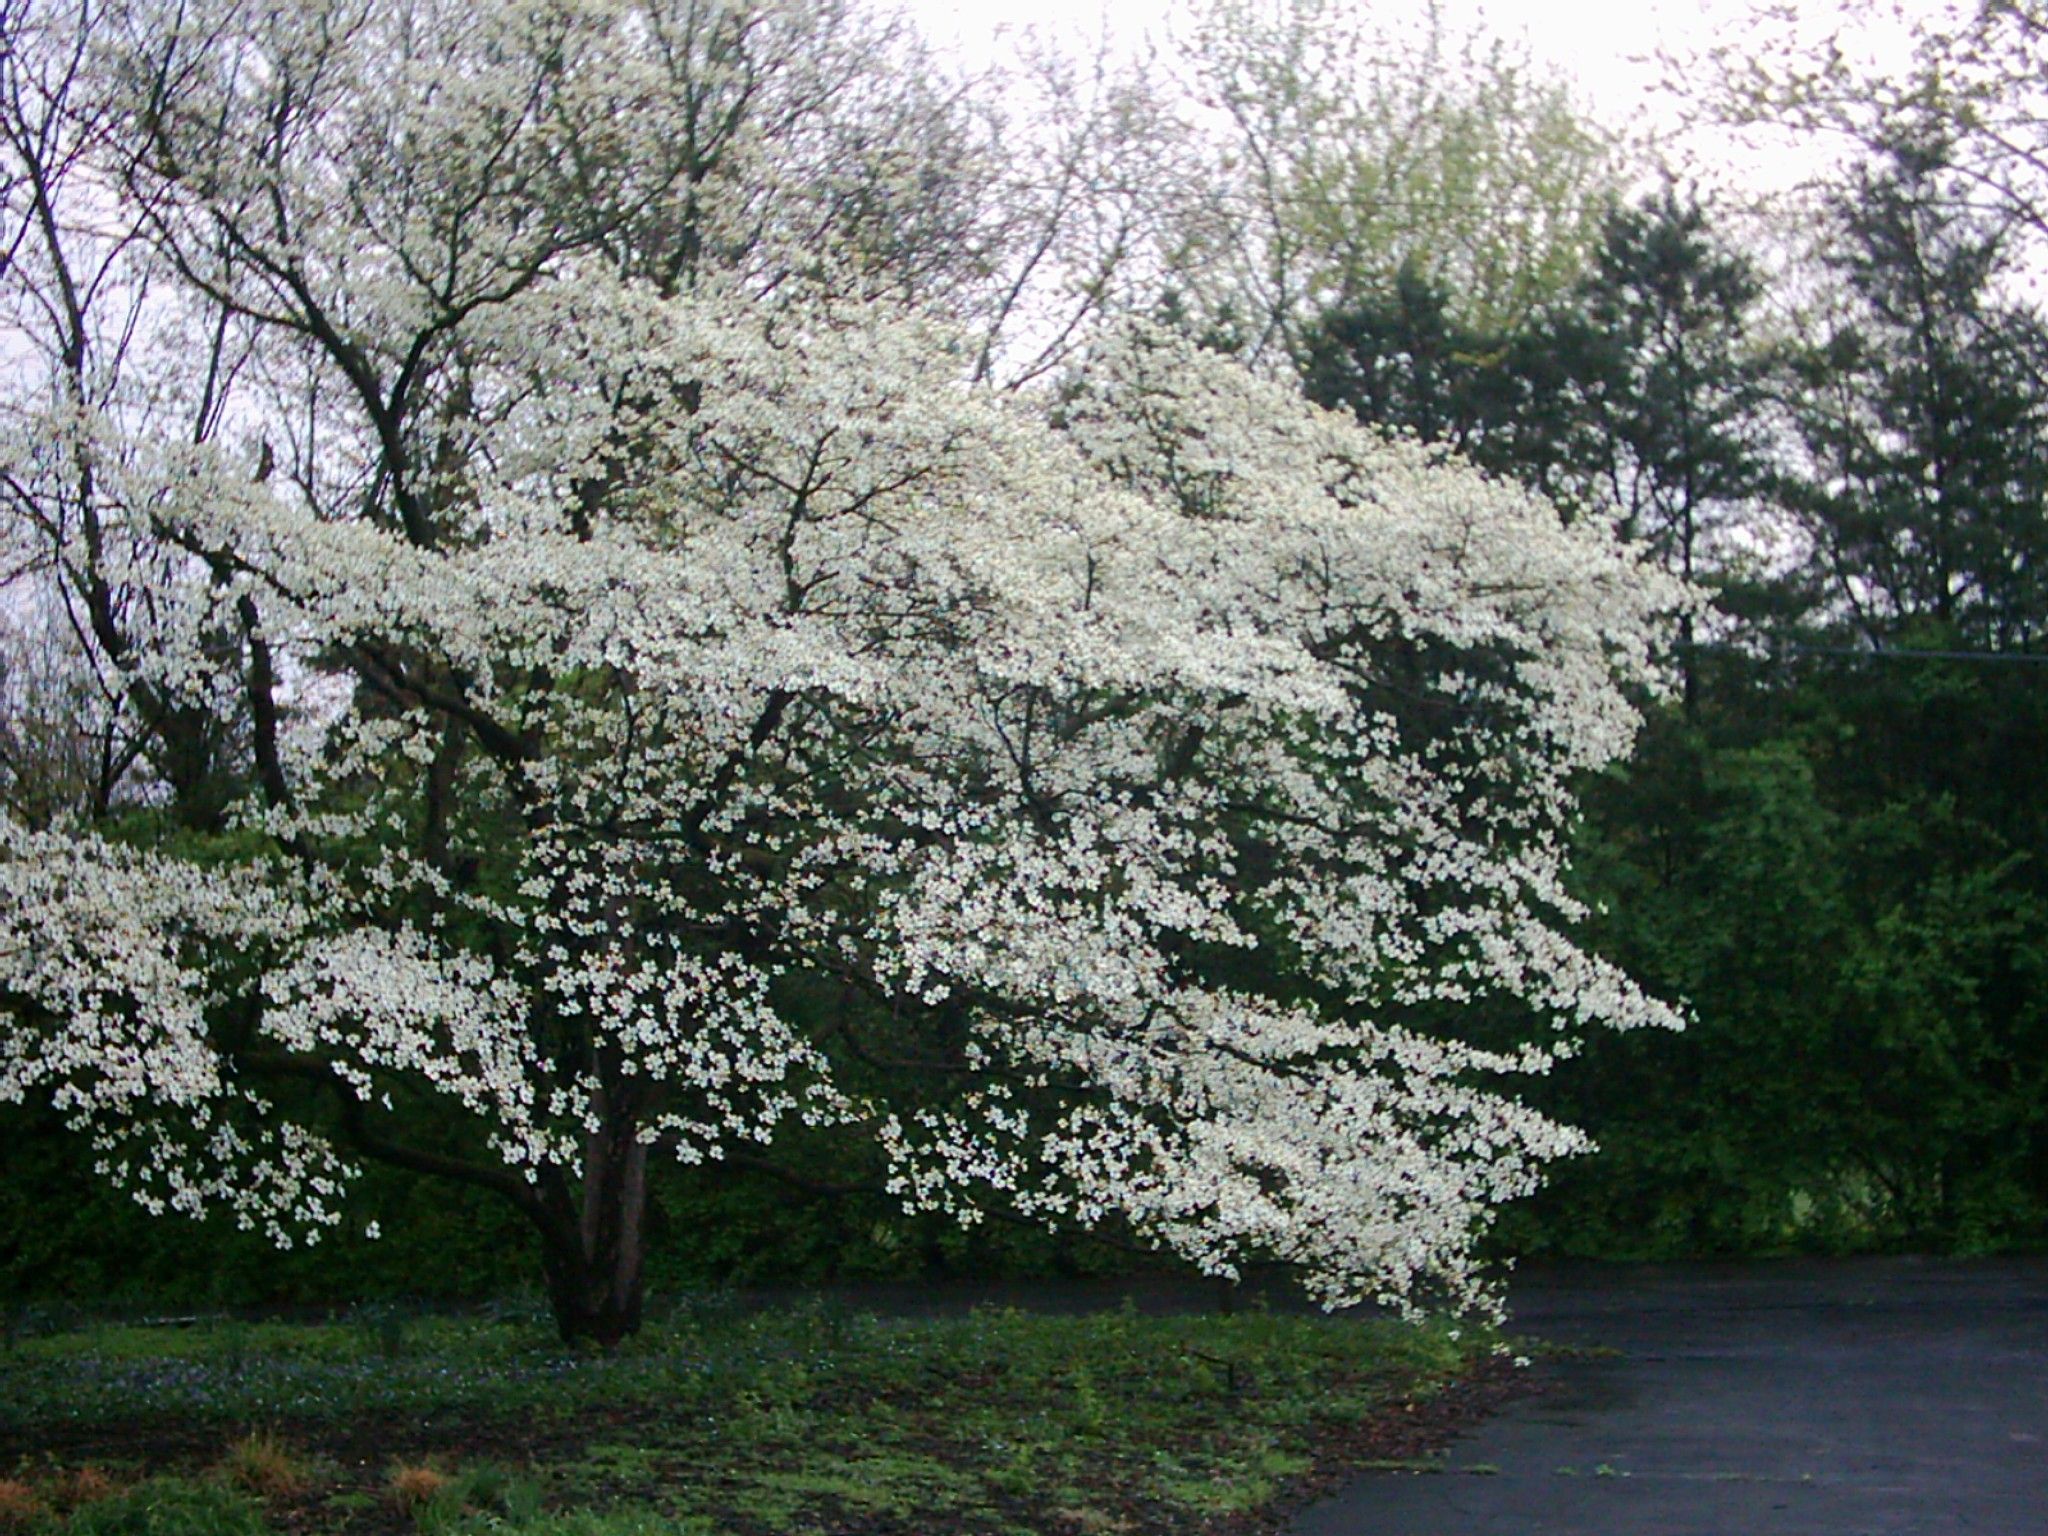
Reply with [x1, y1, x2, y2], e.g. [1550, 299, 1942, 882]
[33, 1477, 270, 1536]
[1, 1299, 1495, 1535]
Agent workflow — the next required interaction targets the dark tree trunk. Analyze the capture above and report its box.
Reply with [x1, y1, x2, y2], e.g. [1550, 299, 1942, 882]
[538, 1109, 651, 1347]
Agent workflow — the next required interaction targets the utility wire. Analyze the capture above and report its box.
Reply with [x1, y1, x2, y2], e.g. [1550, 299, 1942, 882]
[1687, 638, 2048, 666]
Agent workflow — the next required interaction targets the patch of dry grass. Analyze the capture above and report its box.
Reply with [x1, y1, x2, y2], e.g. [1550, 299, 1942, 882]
[0, 1478, 44, 1531]
[219, 1430, 311, 1500]
[387, 1460, 452, 1511]
[59, 1465, 120, 1509]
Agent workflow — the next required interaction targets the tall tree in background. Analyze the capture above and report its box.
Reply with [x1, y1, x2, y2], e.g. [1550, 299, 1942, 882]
[1295, 153, 2048, 1256]
[1296, 261, 1583, 505]
[1528, 148, 2048, 1258]
[1297, 191, 1774, 605]
[1569, 197, 1768, 579]
[1699, 0, 2048, 267]
[1175, 0, 1619, 363]
[1785, 134, 2048, 651]
[1563, 191, 1774, 712]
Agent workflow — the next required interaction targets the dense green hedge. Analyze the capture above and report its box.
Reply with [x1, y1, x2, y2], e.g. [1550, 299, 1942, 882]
[1501, 663, 2048, 1262]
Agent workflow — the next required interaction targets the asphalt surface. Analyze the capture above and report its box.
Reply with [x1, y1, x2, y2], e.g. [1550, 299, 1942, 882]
[1289, 1256, 2048, 1536]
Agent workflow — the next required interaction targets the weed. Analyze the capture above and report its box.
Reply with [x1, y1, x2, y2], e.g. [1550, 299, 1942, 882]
[219, 1432, 310, 1500]
[984, 1440, 1039, 1497]
[355, 1303, 412, 1361]
[734, 1448, 976, 1527]
[388, 1462, 453, 1512]
[0, 1479, 43, 1531]
[1050, 1508, 1133, 1536]
[409, 1462, 546, 1535]
[557, 1443, 675, 1502]
[60, 1466, 123, 1510]
[215, 1324, 251, 1380]
[1067, 1363, 1109, 1437]
[431, 1514, 709, 1536]
[1158, 1474, 1276, 1515]
[449, 1464, 544, 1525]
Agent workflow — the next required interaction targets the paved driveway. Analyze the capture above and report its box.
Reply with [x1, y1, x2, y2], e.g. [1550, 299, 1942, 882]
[1290, 1257, 2048, 1536]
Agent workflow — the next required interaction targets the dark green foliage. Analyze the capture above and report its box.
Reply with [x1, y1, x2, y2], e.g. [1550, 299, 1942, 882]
[0, 1104, 536, 1310]
[1512, 695, 2048, 1257]
[0, 1098, 1135, 1313]
[1555, 189, 1773, 712]
[1562, 191, 1769, 564]
[1299, 262, 1586, 506]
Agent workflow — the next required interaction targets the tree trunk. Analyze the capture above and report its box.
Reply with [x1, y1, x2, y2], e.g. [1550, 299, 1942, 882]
[539, 1111, 651, 1347]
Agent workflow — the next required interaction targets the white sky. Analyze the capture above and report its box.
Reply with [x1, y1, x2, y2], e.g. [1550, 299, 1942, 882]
[907, 0, 1940, 189]
[915, 0, 1709, 113]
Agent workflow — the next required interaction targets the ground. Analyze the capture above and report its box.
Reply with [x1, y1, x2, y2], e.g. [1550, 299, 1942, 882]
[14, 1246, 2046, 1535]
[0, 1282, 1533, 1536]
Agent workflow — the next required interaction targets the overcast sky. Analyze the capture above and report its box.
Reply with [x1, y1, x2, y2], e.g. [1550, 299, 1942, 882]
[912, 0, 1704, 117]
[913, 0, 1744, 108]
[906, 0, 1939, 188]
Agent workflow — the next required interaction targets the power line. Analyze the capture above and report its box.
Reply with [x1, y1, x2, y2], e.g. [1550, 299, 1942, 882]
[1690, 638, 2048, 667]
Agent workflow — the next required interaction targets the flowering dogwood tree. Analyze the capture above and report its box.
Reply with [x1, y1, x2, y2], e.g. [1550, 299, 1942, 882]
[0, 0, 1685, 1342]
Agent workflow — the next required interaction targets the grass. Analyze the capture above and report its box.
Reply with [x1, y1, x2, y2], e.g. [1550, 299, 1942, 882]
[385, 1463, 453, 1513]
[1, 1297, 1501, 1535]
[219, 1434, 312, 1501]
[37, 1478, 269, 1536]
[0, 1478, 46, 1530]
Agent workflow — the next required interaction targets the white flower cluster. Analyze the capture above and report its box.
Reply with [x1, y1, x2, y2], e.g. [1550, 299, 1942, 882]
[0, 826, 356, 1242]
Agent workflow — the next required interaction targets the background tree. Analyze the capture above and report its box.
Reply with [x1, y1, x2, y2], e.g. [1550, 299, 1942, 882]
[1173, 0, 1621, 363]
[1560, 190, 1774, 712]
[1295, 258, 1601, 516]
[1510, 144, 2048, 1258]
[1696, 0, 2048, 265]
[1296, 134, 2048, 1257]
[1297, 189, 1773, 594]
[1783, 133, 2048, 650]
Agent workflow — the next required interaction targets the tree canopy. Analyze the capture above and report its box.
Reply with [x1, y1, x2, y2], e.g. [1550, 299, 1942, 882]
[1175, 0, 1621, 360]
[0, 0, 1685, 1340]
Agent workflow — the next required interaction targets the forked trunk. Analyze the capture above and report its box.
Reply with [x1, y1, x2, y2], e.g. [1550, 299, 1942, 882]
[539, 1115, 651, 1347]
